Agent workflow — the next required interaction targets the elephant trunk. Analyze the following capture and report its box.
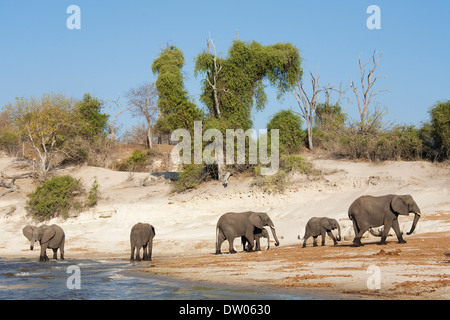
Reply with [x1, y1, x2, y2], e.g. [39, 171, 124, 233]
[336, 224, 341, 242]
[406, 212, 421, 235]
[270, 226, 280, 246]
[266, 230, 270, 250]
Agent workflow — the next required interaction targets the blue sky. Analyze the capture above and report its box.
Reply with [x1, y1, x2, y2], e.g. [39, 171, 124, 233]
[0, 0, 449, 134]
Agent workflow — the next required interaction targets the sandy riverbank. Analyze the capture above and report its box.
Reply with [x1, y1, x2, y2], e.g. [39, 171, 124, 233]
[0, 156, 449, 299]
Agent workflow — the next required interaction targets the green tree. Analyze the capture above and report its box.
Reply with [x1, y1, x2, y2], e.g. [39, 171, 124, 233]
[195, 39, 302, 130]
[429, 100, 450, 159]
[5, 94, 75, 180]
[267, 110, 305, 154]
[74, 93, 109, 140]
[152, 45, 204, 134]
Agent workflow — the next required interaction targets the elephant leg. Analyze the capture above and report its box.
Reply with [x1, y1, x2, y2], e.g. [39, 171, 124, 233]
[228, 237, 237, 254]
[302, 236, 309, 248]
[135, 247, 141, 261]
[302, 231, 310, 248]
[321, 230, 327, 246]
[40, 244, 49, 261]
[327, 230, 338, 245]
[130, 245, 136, 260]
[255, 236, 261, 251]
[216, 230, 225, 254]
[52, 248, 58, 259]
[241, 236, 247, 252]
[379, 220, 393, 245]
[313, 236, 318, 247]
[392, 219, 406, 244]
[353, 225, 369, 246]
[59, 242, 65, 260]
[142, 244, 148, 260]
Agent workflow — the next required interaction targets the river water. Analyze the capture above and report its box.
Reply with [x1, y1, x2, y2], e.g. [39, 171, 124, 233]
[0, 257, 310, 300]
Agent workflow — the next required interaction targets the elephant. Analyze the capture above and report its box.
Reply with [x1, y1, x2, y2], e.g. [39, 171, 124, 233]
[348, 194, 421, 246]
[302, 217, 341, 248]
[130, 223, 155, 261]
[22, 225, 65, 261]
[215, 211, 280, 254]
[241, 227, 270, 251]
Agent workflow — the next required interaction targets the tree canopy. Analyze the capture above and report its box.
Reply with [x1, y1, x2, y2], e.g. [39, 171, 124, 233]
[152, 45, 204, 134]
[195, 40, 302, 130]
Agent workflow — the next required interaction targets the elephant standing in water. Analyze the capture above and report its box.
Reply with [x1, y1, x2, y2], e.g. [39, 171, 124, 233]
[302, 217, 341, 247]
[241, 227, 270, 251]
[216, 211, 280, 254]
[348, 194, 421, 246]
[130, 223, 155, 261]
[23, 225, 65, 261]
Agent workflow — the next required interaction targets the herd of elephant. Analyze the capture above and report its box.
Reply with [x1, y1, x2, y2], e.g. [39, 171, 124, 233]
[22, 194, 422, 262]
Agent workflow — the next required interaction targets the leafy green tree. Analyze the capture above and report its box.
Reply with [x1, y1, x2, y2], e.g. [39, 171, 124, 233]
[429, 100, 450, 159]
[195, 39, 302, 130]
[267, 110, 305, 154]
[74, 93, 109, 140]
[152, 45, 204, 134]
[5, 94, 75, 180]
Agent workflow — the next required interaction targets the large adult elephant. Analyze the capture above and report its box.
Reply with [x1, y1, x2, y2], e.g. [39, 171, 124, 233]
[215, 211, 280, 254]
[130, 223, 155, 261]
[302, 217, 341, 248]
[348, 194, 421, 246]
[22, 225, 65, 261]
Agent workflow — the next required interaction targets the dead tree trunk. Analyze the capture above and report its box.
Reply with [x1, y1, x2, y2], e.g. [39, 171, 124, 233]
[0, 172, 33, 197]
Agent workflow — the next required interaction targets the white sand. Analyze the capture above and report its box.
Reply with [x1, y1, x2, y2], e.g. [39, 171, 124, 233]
[1, 156, 449, 299]
[1, 156, 449, 258]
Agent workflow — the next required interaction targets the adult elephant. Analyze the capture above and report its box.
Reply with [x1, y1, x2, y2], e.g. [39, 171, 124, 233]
[215, 211, 280, 254]
[22, 225, 65, 261]
[130, 223, 155, 261]
[348, 194, 421, 246]
[302, 217, 341, 248]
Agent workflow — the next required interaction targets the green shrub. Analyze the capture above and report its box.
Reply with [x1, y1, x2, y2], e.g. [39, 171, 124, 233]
[86, 178, 99, 207]
[252, 169, 288, 193]
[116, 149, 149, 171]
[267, 110, 305, 154]
[280, 155, 314, 174]
[26, 175, 84, 220]
[173, 164, 207, 193]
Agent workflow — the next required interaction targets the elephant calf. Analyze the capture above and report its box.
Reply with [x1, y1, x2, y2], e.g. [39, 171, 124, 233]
[216, 211, 280, 254]
[241, 227, 270, 252]
[23, 225, 65, 261]
[302, 217, 341, 248]
[130, 222, 155, 261]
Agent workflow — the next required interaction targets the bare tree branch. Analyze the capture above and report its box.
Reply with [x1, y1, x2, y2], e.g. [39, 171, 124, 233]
[105, 95, 131, 142]
[350, 50, 389, 131]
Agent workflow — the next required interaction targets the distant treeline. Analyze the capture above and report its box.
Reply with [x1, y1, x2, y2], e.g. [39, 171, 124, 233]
[0, 39, 448, 187]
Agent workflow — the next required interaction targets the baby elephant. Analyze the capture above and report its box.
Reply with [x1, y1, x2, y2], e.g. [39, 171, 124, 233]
[302, 217, 341, 248]
[130, 223, 155, 261]
[23, 225, 65, 261]
[241, 228, 270, 252]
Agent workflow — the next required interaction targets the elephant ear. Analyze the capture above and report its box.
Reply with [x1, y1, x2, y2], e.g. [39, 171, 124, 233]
[22, 226, 34, 241]
[41, 227, 56, 243]
[320, 218, 332, 230]
[249, 213, 265, 229]
[391, 196, 409, 215]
